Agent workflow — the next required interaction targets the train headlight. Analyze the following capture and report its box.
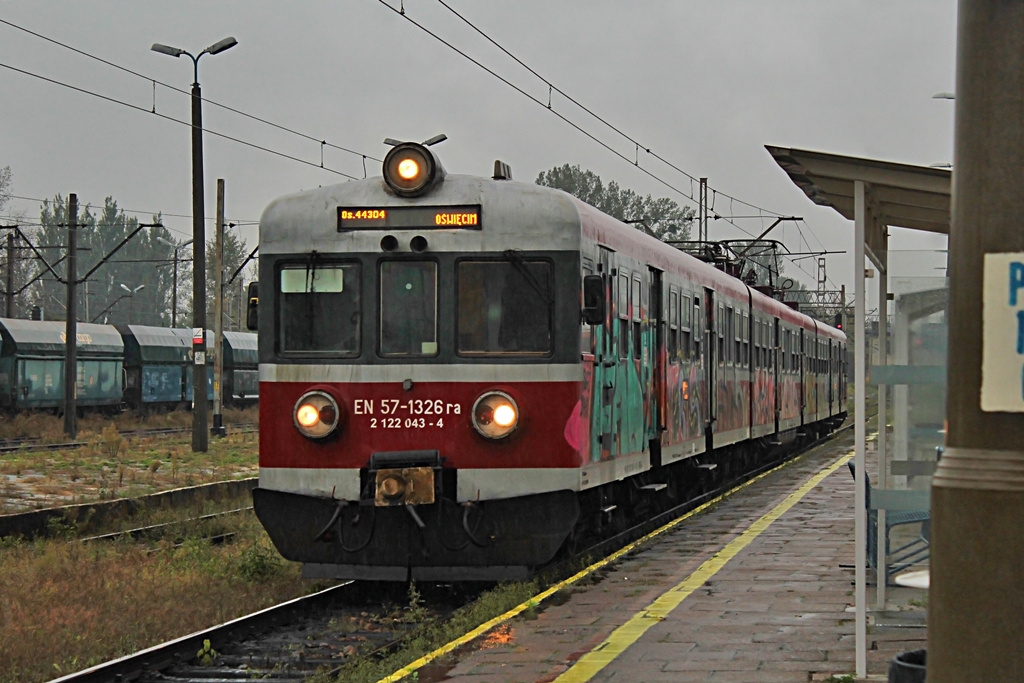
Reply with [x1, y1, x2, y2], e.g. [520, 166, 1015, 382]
[472, 391, 519, 439]
[293, 391, 340, 439]
[383, 142, 445, 197]
[397, 158, 420, 181]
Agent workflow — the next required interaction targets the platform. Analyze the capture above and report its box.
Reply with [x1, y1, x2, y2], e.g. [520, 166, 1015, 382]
[433, 434, 927, 682]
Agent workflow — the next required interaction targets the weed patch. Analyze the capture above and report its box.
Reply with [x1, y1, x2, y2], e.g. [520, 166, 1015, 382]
[0, 514, 315, 683]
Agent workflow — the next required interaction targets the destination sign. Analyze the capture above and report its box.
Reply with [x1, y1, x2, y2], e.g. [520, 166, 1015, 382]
[337, 205, 482, 231]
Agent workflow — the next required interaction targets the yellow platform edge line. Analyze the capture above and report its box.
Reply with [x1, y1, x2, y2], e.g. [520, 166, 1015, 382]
[553, 448, 855, 683]
[377, 443, 852, 683]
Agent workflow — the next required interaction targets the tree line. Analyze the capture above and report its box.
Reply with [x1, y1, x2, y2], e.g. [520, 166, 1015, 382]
[0, 166, 254, 328]
[0, 160, 804, 325]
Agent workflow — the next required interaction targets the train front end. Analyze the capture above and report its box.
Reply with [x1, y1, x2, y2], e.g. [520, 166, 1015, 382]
[253, 142, 587, 581]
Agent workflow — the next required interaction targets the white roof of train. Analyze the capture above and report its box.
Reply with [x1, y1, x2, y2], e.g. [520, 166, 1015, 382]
[259, 175, 583, 255]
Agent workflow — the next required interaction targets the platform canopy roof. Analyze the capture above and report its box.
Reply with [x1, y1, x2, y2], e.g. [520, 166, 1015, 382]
[765, 145, 953, 678]
[765, 146, 951, 272]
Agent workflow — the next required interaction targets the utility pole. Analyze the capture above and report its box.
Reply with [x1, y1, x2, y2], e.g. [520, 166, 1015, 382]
[171, 250, 179, 327]
[63, 194, 78, 439]
[698, 177, 708, 250]
[191, 71, 209, 454]
[928, 2, 1024, 680]
[5, 232, 13, 317]
[212, 179, 226, 438]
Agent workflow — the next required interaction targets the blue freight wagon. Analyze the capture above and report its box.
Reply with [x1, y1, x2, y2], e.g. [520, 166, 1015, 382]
[117, 325, 192, 409]
[0, 318, 124, 412]
[223, 331, 258, 403]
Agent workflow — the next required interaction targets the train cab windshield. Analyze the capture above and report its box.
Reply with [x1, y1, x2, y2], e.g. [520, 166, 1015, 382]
[278, 263, 361, 355]
[457, 259, 552, 355]
[380, 261, 438, 356]
[274, 254, 556, 360]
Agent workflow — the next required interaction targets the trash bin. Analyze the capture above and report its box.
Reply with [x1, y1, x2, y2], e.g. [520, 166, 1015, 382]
[888, 649, 926, 683]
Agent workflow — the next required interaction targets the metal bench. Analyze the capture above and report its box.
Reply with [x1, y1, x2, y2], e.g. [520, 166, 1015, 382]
[848, 461, 930, 585]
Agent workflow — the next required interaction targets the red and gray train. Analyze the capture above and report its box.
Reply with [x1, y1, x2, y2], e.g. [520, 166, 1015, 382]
[251, 140, 847, 581]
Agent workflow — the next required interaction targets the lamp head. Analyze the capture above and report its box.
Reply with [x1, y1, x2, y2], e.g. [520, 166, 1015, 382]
[204, 37, 238, 55]
[151, 43, 185, 58]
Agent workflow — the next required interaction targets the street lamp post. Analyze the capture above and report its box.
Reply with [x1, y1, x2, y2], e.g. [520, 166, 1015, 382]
[91, 284, 143, 324]
[157, 236, 193, 328]
[119, 283, 145, 322]
[152, 36, 237, 453]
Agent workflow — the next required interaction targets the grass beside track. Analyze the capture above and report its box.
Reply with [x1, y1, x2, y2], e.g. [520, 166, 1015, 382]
[0, 407, 258, 513]
[0, 513, 321, 683]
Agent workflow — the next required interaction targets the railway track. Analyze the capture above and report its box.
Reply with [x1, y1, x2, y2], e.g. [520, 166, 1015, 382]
[78, 506, 253, 546]
[0, 423, 258, 455]
[50, 581, 478, 683]
[49, 425, 856, 683]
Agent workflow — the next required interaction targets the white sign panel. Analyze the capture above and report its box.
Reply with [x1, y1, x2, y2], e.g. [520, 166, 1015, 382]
[982, 253, 1024, 411]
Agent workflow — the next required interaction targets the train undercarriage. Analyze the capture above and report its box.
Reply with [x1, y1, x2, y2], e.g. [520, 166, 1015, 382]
[254, 414, 845, 583]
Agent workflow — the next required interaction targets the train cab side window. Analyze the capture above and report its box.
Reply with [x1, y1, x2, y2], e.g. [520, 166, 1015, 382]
[693, 297, 701, 361]
[617, 272, 629, 320]
[731, 307, 739, 365]
[380, 261, 438, 357]
[728, 308, 735, 365]
[457, 260, 553, 355]
[718, 304, 726, 366]
[742, 312, 749, 368]
[680, 294, 691, 359]
[617, 272, 630, 359]
[753, 319, 760, 368]
[783, 330, 789, 371]
[632, 277, 642, 358]
[760, 320, 766, 367]
[668, 289, 678, 363]
[581, 263, 594, 355]
[278, 263, 361, 356]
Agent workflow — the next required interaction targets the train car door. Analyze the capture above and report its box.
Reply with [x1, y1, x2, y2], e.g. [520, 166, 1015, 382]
[828, 340, 835, 414]
[703, 287, 716, 448]
[773, 317, 781, 434]
[592, 247, 616, 462]
[649, 267, 664, 464]
[799, 328, 807, 425]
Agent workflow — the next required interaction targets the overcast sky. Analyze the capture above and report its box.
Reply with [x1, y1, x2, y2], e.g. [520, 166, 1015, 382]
[0, 1, 957, 296]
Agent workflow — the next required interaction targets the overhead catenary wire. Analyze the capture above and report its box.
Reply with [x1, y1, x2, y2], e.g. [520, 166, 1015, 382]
[0, 18, 382, 165]
[0, 61, 363, 182]
[377, 0, 829, 283]
[372, 0, 697, 205]
[2, 12, 831, 287]
[5, 195, 259, 236]
[427, 0, 789, 221]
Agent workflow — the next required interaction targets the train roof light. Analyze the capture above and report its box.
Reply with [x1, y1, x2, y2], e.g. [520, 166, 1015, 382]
[397, 157, 420, 180]
[382, 140, 446, 198]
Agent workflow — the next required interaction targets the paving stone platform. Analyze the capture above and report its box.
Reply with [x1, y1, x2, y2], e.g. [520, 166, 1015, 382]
[437, 434, 927, 682]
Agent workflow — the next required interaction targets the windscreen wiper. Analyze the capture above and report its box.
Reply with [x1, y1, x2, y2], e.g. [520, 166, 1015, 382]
[502, 249, 553, 309]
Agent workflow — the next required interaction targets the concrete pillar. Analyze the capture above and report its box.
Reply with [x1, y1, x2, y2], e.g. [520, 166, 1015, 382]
[929, 1, 1024, 680]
